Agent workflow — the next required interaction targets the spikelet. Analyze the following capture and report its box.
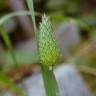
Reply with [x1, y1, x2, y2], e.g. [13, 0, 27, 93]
[37, 14, 60, 67]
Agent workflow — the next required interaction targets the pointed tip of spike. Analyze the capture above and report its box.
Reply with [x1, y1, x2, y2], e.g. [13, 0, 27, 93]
[42, 14, 50, 22]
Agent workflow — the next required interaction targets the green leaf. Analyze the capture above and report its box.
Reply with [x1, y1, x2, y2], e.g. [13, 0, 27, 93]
[50, 14, 67, 23]
[0, 11, 30, 26]
[0, 27, 12, 50]
[27, 0, 37, 33]
[0, 11, 40, 26]
[0, 72, 27, 96]
[0, 27, 18, 68]
[41, 65, 60, 96]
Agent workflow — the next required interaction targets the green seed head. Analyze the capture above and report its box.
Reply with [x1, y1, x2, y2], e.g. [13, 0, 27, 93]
[38, 14, 60, 66]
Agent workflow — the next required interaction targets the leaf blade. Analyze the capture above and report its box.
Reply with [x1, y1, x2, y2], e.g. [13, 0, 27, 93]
[27, 0, 37, 33]
[41, 65, 60, 96]
[0, 11, 40, 26]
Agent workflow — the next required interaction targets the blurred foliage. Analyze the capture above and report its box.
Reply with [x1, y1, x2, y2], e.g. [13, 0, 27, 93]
[46, 0, 96, 15]
[75, 39, 96, 95]
[0, 26, 27, 95]
[1, 51, 38, 71]
[0, 71, 27, 96]
[0, 0, 7, 10]
[75, 32, 96, 67]
[82, 73, 96, 96]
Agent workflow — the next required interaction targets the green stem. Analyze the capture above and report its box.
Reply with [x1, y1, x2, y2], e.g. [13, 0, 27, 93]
[41, 64, 60, 96]
[27, 0, 37, 34]
[0, 26, 18, 68]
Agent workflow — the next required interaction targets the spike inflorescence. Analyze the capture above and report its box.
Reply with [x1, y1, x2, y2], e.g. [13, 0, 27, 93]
[38, 14, 60, 67]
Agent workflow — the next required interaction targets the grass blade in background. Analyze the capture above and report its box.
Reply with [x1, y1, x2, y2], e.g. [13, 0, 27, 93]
[27, 0, 37, 33]
[0, 11, 40, 26]
[0, 27, 12, 50]
[0, 27, 18, 68]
